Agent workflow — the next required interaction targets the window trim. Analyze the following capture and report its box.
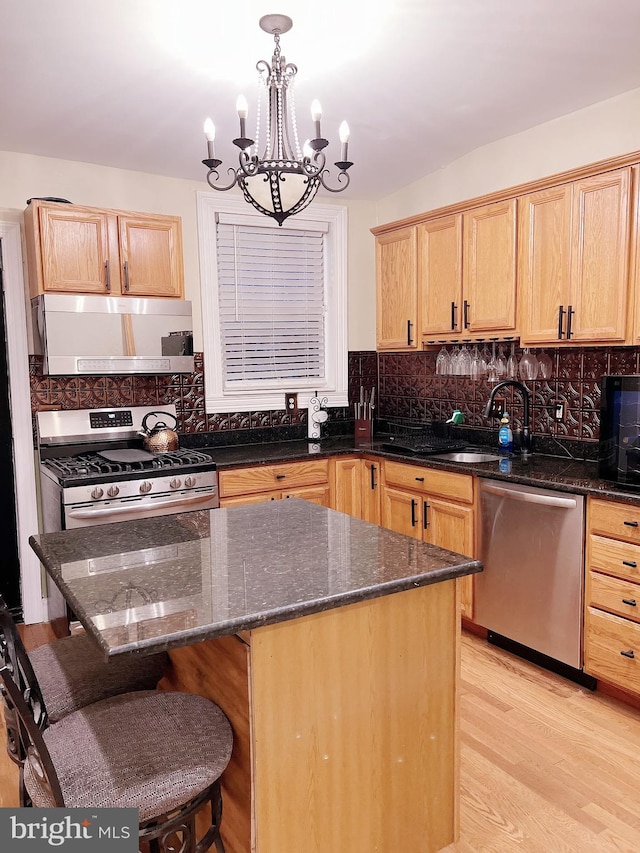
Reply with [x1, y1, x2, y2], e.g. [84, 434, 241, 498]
[197, 191, 348, 413]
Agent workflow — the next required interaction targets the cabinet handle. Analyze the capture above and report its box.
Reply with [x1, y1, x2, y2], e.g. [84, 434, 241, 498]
[622, 560, 637, 568]
[407, 320, 414, 346]
[411, 499, 417, 527]
[622, 598, 637, 607]
[123, 260, 131, 292]
[463, 300, 470, 329]
[566, 304, 574, 339]
[423, 500, 429, 529]
[275, 474, 286, 480]
[370, 464, 377, 490]
[557, 305, 566, 339]
[623, 520, 639, 527]
[620, 649, 635, 659]
[104, 259, 111, 293]
[451, 302, 457, 331]
[414, 476, 425, 482]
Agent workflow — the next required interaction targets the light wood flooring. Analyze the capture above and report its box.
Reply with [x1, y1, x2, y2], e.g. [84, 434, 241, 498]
[2, 628, 640, 850]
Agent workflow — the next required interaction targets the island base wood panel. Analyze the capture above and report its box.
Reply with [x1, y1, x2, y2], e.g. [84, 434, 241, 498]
[163, 581, 460, 853]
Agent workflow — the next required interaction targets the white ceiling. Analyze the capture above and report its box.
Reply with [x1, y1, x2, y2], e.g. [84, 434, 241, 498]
[2, 0, 640, 201]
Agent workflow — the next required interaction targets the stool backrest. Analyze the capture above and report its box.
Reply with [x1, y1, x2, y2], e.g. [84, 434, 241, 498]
[0, 595, 49, 730]
[0, 662, 65, 805]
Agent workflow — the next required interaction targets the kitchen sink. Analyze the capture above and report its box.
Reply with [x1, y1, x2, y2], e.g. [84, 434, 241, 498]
[431, 451, 503, 463]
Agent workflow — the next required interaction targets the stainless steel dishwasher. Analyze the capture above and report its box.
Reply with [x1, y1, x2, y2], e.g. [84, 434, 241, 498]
[477, 479, 585, 669]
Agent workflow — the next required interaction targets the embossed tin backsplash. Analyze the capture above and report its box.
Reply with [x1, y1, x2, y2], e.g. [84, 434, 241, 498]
[30, 346, 640, 448]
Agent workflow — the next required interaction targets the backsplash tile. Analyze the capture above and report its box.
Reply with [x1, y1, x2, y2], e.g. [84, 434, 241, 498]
[30, 345, 639, 452]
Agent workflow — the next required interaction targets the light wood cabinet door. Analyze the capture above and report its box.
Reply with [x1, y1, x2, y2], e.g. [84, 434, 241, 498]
[569, 168, 630, 342]
[118, 214, 184, 298]
[418, 215, 463, 337]
[331, 457, 363, 517]
[36, 204, 117, 294]
[375, 227, 418, 350]
[462, 199, 517, 333]
[424, 497, 475, 619]
[382, 487, 423, 539]
[360, 459, 382, 525]
[518, 184, 573, 343]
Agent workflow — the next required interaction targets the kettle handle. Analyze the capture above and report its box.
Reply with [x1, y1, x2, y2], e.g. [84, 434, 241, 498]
[141, 411, 179, 431]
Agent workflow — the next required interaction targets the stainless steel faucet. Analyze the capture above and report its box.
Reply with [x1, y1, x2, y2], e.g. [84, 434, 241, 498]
[484, 380, 532, 455]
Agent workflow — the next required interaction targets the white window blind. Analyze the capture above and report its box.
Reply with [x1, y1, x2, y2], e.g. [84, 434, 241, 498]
[216, 222, 326, 386]
[198, 192, 348, 414]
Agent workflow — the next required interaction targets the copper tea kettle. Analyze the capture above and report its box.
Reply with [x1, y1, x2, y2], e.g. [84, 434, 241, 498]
[139, 411, 179, 453]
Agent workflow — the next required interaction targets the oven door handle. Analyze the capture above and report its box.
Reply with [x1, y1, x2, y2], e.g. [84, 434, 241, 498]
[67, 492, 216, 520]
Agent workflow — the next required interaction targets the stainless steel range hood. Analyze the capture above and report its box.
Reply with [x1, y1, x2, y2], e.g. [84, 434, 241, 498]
[32, 293, 194, 375]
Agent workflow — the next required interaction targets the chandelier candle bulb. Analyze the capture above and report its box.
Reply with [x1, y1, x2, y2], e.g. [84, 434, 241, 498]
[204, 118, 215, 159]
[311, 99, 322, 139]
[236, 95, 248, 139]
[339, 121, 350, 163]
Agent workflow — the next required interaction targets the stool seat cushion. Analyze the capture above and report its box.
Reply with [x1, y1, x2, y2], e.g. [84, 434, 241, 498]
[29, 635, 170, 722]
[24, 690, 233, 821]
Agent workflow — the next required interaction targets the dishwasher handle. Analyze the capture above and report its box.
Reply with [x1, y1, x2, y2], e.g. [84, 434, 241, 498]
[481, 482, 578, 509]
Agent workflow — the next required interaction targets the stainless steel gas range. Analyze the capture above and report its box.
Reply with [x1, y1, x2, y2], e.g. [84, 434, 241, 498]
[37, 405, 218, 531]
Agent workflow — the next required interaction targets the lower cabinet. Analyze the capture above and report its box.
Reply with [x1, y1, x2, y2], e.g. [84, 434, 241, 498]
[585, 497, 640, 694]
[381, 460, 476, 618]
[218, 460, 331, 507]
[330, 456, 382, 525]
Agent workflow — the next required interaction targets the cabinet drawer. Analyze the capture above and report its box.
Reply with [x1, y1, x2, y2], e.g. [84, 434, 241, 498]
[589, 498, 640, 545]
[588, 571, 640, 623]
[588, 534, 640, 583]
[219, 460, 329, 498]
[383, 461, 473, 503]
[585, 607, 640, 691]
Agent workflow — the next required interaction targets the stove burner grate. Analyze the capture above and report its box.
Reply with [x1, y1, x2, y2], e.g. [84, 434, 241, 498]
[44, 449, 214, 478]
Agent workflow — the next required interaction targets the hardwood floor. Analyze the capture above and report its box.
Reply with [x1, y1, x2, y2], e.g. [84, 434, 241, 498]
[1, 628, 640, 850]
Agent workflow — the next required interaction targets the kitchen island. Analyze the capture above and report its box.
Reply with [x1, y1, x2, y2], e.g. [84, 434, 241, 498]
[30, 499, 481, 853]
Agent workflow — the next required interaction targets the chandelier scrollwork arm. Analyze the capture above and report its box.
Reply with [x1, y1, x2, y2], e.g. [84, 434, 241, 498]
[204, 165, 240, 193]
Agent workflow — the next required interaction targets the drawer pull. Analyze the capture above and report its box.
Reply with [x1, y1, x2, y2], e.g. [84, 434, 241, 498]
[622, 560, 638, 568]
[414, 476, 425, 483]
[620, 649, 635, 659]
[622, 598, 637, 607]
[275, 474, 286, 480]
[623, 520, 639, 527]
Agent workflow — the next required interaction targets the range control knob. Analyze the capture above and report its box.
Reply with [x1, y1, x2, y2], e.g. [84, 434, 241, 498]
[90, 487, 104, 500]
[170, 478, 182, 490]
[106, 485, 120, 498]
[184, 476, 196, 488]
[139, 481, 152, 494]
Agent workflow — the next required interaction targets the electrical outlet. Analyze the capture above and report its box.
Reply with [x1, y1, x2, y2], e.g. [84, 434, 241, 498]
[553, 402, 565, 422]
[285, 392, 298, 411]
[491, 396, 506, 418]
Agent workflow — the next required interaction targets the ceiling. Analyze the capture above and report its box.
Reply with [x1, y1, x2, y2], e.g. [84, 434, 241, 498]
[2, 0, 640, 201]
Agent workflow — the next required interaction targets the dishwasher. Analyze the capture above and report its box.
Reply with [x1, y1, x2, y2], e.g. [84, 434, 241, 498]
[476, 478, 585, 670]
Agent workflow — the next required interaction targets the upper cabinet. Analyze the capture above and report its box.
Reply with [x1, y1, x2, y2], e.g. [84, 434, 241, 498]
[376, 199, 517, 348]
[461, 199, 517, 334]
[24, 200, 185, 299]
[518, 168, 631, 344]
[375, 226, 419, 350]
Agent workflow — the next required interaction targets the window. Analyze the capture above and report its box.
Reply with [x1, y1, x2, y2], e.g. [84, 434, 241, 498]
[197, 192, 348, 413]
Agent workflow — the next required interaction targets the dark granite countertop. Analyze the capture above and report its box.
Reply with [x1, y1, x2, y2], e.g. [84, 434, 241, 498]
[199, 435, 640, 504]
[29, 499, 481, 659]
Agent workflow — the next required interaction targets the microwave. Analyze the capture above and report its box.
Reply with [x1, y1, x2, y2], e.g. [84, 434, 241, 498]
[32, 293, 194, 375]
[599, 375, 640, 488]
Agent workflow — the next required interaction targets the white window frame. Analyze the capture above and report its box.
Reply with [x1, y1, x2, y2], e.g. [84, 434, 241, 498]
[197, 192, 348, 413]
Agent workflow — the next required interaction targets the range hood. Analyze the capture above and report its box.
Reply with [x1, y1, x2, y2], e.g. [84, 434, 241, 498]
[32, 294, 194, 375]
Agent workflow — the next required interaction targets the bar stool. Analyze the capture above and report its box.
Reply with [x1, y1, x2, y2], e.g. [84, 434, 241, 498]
[1, 664, 233, 853]
[0, 596, 170, 763]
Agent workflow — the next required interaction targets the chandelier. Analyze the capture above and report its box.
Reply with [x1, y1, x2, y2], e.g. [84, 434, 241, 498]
[201, 13, 353, 226]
